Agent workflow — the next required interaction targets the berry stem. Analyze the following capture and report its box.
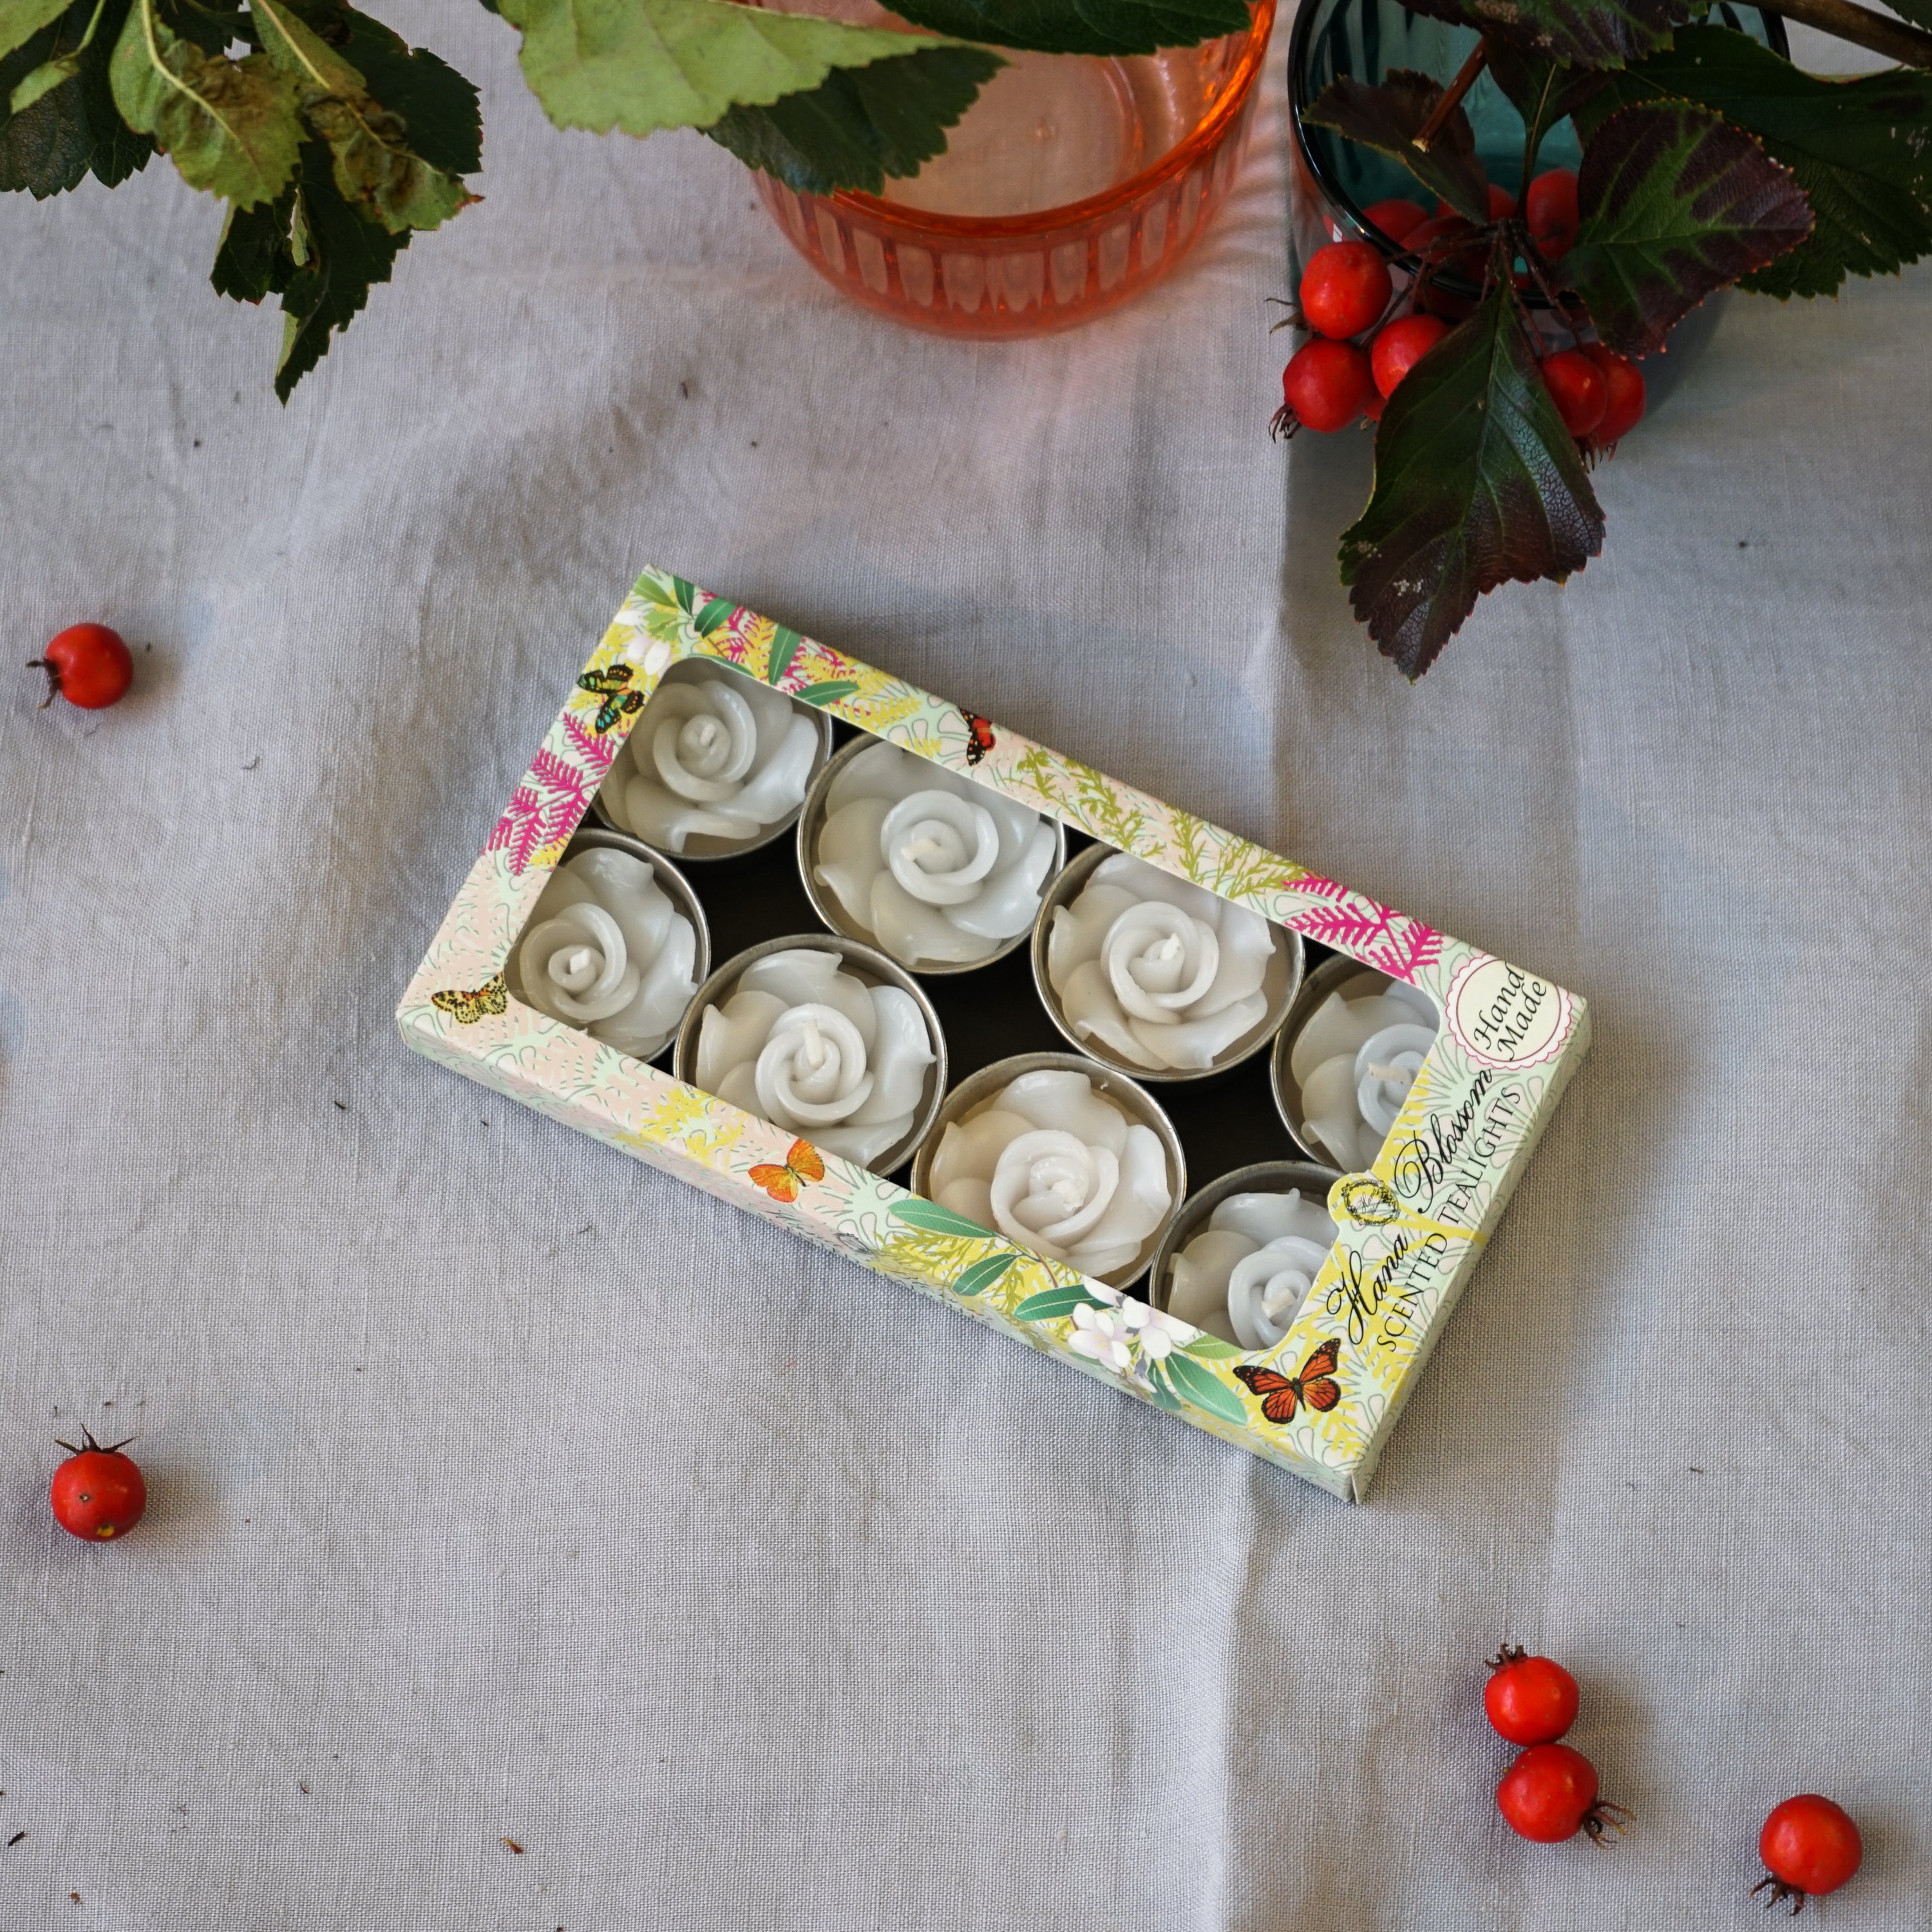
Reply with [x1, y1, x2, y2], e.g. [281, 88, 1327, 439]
[26, 659, 57, 708]
[1412, 39, 1489, 151]
[1767, 0, 1932, 67]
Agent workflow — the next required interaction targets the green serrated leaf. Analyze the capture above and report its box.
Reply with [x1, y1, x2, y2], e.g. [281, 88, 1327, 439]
[10, 47, 77, 111]
[110, 0, 300, 207]
[1014, 1283, 1105, 1320]
[706, 38, 999, 195]
[1577, 25, 1932, 301]
[0, 14, 84, 190]
[951, 1251, 1016, 1298]
[333, 5, 481, 175]
[1401, 0, 1691, 68]
[499, 0, 957, 137]
[1, 0, 146, 194]
[252, 0, 470, 231]
[1339, 258, 1604, 676]
[0, 0, 69, 64]
[1564, 98, 1812, 354]
[794, 679, 859, 708]
[764, 623, 801, 685]
[1159, 1348, 1250, 1426]
[889, 0, 1245, 57]
[1179, 1333, 1245, 1361]
[1485, 42, 1606, 169]
[212, 184, 292, 298]
[272, 142, 408, 399]
[1304, 70, 1490, 223]
[891, 1198, 997, 1238]
[692, 596, 734, 635]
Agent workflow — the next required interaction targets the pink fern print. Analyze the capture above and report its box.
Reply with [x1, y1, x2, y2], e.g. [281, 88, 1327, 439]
[1285, 876, 1443, 981]
[562, 713, 618, 779]
[486, 746, 596, 873]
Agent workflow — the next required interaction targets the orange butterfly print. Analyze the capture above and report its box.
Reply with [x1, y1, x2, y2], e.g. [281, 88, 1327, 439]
[748, 1138, 825, 1204]
[1233, 1338, 1343, 1425]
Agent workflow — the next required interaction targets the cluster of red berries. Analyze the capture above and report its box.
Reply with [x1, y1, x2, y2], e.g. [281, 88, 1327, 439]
[1483, 1645, 1864, 1912]
[1485, 1645, 1626, 1844]
[1276, 171, 1646, 451]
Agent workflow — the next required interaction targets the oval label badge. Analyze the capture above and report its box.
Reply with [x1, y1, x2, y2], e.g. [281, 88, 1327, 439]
[1445, 957, 1572, 1070]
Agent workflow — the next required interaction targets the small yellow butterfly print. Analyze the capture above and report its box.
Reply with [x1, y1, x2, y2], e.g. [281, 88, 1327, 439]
[431, 975, 508, 1025]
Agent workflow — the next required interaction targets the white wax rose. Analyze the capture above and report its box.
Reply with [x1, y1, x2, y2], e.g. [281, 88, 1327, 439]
[927, 1068, 1173, 1281]
[694, 947, 936, 1168]
[1289, 974, 1439, 1170]
[601, 663, 820, 853]
[1046, 851, 1282, 1071]
[512, 848, 699, 1059]
[1165, 1188, 1338, 1350]
[813, 741, 1058, 969]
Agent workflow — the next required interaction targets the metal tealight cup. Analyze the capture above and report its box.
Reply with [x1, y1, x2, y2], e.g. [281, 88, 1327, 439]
[909, 1049, 1186, 1289]
[591, 662, 833, 867]
[796, 735, 1068, 977]
[1030, 841, 1305, 1084]
[672, 931, 949, 1177]
[507, 826, 712, 1066]
[1146, 1158, 1343, 1328]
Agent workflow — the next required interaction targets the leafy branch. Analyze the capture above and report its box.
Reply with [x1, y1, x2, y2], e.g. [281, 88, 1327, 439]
[1294, 7, 1932, 673]
[3, 0, 1245, 392]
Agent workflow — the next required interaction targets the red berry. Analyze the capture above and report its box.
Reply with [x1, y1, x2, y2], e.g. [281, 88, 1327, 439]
[1756, 1795, 1862, 1909]
[1361, 197, 1428, 244]
[1582, 344, 1645, 446]
[1370, 314, 1450, 398]
[1484, 1646, 1580, 1746]
[50, 1434, 146, 1542]
[1278, 338, 1376, 433]
[1299, 241, 1393, 340]
[1526, 168, 1580, 258]
[1540, 349, 1608, 438]
[1497, 1744, 1622, 1844]
[29, 623, 133, 711]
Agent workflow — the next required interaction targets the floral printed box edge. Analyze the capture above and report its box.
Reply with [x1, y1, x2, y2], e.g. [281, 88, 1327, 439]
[397, 569, 1590, 1502]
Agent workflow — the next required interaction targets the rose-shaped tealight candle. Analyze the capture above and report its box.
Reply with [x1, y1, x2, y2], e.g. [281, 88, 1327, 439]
[1038, 848, 1299, 1077]
[598, 661, 829, 858]
[509, 836, 706, 1061]
[912, 1055, 1182, 1284]
[1153, 1163, 1341, 1350]
[804, 739, 1063, 972]
[675, 938, 944, 1171]
[1270, 960, 1439, 1171]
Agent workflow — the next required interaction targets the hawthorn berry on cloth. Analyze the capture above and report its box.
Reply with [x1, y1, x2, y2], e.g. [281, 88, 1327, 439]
[0, 6, 1928, 1927]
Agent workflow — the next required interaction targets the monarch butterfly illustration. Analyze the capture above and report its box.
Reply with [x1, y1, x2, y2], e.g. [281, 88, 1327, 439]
[430, 975, 508, 1025]
[959, 708, 996, 766]
[1233, 1338, 1343, 1425]
[577, 665, 646, 734]
[748, 1137, 826, 1204]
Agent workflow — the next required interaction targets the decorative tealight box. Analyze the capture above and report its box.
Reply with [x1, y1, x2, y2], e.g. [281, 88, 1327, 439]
[398, 569, 1588, 1500]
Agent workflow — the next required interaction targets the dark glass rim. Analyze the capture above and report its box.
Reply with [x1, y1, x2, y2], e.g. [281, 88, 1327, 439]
[1285, 0, 1793, 298]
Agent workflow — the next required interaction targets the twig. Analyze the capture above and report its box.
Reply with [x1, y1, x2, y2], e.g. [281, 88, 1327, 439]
[1766, 0, 1932, 66]
[1414, 38, 1490, 149]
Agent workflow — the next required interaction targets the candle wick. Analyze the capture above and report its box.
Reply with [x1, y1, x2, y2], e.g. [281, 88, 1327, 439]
[801, 1014, 828, 1071]
[901, 837, 942, 864]
[565, 947, 592, 976]
[1155, 934, 1182, 965]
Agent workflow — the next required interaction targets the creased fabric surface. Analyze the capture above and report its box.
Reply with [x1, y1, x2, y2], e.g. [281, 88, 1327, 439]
[1, 8, 1928, 1928]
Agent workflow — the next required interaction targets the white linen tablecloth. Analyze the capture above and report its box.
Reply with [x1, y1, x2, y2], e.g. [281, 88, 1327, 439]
[2, 6, 1928, 1926]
